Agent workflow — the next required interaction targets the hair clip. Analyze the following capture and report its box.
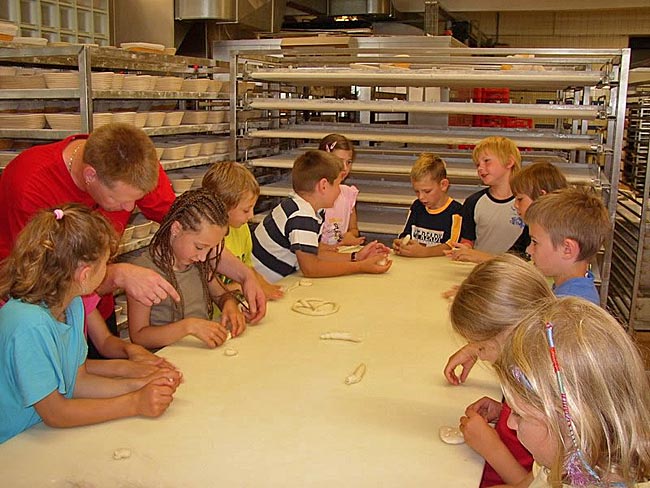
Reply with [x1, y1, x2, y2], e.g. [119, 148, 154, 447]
[326, 141, 337, 152]
[53, 209, 64, 220]
[511, 366, 533, 391]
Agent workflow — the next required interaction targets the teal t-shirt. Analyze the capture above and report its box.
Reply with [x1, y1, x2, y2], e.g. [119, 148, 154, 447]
[0, 297, 87, 443]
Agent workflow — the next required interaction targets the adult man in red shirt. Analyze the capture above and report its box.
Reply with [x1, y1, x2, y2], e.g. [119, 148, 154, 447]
[0, 123, 266, 358]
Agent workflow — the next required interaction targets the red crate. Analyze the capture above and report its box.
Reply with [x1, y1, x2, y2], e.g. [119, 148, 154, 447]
[473, 88, 510, 103]
[505, 117, 534, 128]
[473, 115, 507, 127]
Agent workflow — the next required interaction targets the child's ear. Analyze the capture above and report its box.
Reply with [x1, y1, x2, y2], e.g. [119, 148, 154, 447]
[505, 156, 516, 170]
[316, 177, 329, 194]
[170, 220, 182, 237]
[562, 238, 581, 260]
[440, 178, 450, 192]
[74, 263, 92, 289]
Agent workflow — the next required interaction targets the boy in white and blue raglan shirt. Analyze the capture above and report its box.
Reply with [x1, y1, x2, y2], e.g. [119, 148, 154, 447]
[252, 151, 391, 283]
[524, 188, 610, 306]
[459, 136, 524, 254]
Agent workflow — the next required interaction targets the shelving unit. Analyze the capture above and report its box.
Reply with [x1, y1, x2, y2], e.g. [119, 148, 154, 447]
[0, 43, 230, 256]
[227, 43, 630, 305]
[0, 0, 110, 46]
[609, 69, 650, 331]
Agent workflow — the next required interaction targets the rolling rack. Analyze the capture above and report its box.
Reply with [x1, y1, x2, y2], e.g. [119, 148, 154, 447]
[225, 41, 630, 306]
[609, 68, 650, 331]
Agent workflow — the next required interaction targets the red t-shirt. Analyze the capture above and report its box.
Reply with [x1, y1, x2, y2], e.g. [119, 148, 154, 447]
[0, 134, 175, 319]
[479, 401, 534, 488]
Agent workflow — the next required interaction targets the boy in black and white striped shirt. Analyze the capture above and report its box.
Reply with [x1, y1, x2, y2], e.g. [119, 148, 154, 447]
[252, 150, 391, 283]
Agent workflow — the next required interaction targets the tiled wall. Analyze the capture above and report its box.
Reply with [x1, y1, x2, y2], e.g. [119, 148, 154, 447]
[460, 8, 650, 48]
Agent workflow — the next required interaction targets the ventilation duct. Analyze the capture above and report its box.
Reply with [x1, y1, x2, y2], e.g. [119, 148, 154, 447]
[175, 0, 285, 32]
[175, 0, 237, 21]
[328, 0, 394, 16]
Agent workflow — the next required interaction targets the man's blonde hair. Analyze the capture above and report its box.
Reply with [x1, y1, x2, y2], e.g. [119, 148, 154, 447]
[472, 136, 522, 175]
[410, 153, 448, 183]
[510, 161, 568, 201]
[525, 187, 610, 261]
[202, 161, 260, 210]
[292, 150, 343, 194]
[450, 254, 554, 342]
[83, 123, 159, 193]
[495, 297, 650, 486]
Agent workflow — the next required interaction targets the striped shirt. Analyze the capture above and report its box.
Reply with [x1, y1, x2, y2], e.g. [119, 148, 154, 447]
[252, 194, 323, 283]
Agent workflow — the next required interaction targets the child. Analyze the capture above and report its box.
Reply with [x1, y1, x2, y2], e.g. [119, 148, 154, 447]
[127, 189, 246, 350]
[458, 136, 524, 254]
[525, 187, 610, 305]
[446, 254, 556, 487]
[392, 152, 462, 257]
[449, 161, 568, 264]
[494, 297, 650, 487]
[318, 134, 365, 247]
[202, 161, 283, 300]
[252, 150, 391, 283]
[0, 204, 180, 443]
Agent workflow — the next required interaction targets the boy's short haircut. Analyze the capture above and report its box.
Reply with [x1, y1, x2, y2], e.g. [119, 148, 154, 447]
[83, 123, 159, 193]
[202, 161, 260, 210]
[510, 161, 568, 200]
[410, 153, 448, 183]
[292, 150, 343, 194]
[472, 136, 522, 175]
[525, 187, 610, 261]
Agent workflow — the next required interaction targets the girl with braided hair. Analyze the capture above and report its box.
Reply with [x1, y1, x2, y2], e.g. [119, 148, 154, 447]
[0, 204, 181, 443]
[127, 188, 246, 350]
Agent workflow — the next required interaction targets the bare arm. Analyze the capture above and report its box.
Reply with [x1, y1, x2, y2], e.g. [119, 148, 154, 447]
[216, 248, 266, 323]
[96, 262, 181, 306]
[85, 359, 163, 379]
[393, 240, 450, 258]
[491, 472, 534, 488]
[127, 296, 227, 349]
[33, 365, 180, 428]
[297, 250, 391, 278]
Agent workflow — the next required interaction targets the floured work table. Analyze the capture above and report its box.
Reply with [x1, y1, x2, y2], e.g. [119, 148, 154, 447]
[0, 257, 501, 487]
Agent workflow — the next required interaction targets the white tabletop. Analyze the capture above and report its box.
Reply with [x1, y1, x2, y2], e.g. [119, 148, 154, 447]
[0, 256, 501, 487]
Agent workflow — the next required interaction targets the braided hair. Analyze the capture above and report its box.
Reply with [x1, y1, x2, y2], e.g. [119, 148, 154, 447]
[149, 188, 228, 322]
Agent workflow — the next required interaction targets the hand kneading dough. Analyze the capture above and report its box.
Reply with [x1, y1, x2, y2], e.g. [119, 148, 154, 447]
[439, 426, 465, 445]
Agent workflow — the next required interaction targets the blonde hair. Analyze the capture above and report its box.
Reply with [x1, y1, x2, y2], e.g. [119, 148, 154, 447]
[472, 136, 522, 175]
[292, 150, 343, 194]
[510, 161, 568, 201]
[202, 161, 260, 210]
[318, 133, 355, 157]
[495, 297, 650, 487]
[83, 123, 159, 193]
[0, 204, 117, 308]
[525, 187, 610, 261]
[410, 153, 448, 183]
[450, 254, 554, 342]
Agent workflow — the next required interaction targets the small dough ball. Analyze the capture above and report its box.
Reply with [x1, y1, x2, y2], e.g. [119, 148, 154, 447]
[299, 279, 313, 287]
[401, 235, 411, 245]
[113, 448, 132, 460]
[224, 348, 238, 356]
[439, 426, 464, 445]
[378, 258, 388, 266]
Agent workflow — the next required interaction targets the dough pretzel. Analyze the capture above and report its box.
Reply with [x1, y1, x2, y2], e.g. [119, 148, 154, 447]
[291, 298, 340, 316]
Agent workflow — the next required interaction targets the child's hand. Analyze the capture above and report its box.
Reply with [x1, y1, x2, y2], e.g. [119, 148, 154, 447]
[393, 240, 424, 257]
[221, 299, 246, 337]
[339, 232, 366, 246]
[441, 284, 459, 300]
[126, 344, 176, 371]
[459, 409, 502, 457]
[466, 396, 503, 423]
[359, 253, 392, 274]
[444, 343, 480, 385]
[358, 240, 390, 260]
[445, 244, 492, 264]
[187, 318, 229, 348]
[134, 381, 176, 417]
[262, 281, 284, 300]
